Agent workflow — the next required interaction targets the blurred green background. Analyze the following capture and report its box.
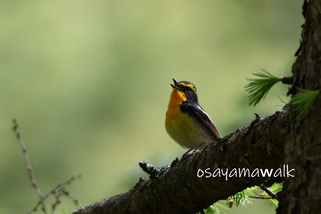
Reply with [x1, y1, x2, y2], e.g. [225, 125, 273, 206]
[0, 0, 302, 213]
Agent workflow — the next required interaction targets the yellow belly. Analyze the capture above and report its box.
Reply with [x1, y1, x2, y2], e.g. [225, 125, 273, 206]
[165, 107, 212, 149]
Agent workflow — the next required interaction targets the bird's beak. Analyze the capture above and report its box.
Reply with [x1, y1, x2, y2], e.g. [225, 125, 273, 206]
[170, 78, 183, 91]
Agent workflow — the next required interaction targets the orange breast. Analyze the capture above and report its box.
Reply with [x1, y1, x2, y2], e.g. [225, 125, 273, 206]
[165, 89, 201, 149]
[167, 89, 186, 111]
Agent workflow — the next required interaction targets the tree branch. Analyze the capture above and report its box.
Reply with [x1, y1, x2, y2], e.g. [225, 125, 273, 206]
[73, 111, 289, 214]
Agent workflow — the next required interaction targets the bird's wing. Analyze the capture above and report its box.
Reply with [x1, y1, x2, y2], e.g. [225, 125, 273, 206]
[181, 100, 222, 141]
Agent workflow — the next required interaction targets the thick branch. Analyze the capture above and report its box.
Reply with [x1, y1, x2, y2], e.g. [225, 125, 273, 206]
[73, 111, 289, 214]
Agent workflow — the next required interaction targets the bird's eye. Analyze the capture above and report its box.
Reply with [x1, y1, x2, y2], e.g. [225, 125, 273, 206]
[187, 87, 194, 92]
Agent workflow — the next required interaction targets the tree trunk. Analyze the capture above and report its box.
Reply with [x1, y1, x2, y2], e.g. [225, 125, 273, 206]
[277, 1, 321, 213]
[73, 1, 321, 213]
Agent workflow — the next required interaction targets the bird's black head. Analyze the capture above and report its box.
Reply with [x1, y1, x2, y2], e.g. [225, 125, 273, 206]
[171, 78, 198, 103]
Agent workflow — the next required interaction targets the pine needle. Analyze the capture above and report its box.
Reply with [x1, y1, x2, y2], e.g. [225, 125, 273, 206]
[245, 69, 281, 106]
[291, 87, 319, 120]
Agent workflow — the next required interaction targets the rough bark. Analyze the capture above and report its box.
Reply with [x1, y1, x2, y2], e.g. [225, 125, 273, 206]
[73, 1, 321, 213]
[74, 112, 287, 214]
[277, 1, 321, 213]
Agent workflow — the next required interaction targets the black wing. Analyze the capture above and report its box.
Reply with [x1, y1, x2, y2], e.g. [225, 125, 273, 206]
[180, 100, 222, 141]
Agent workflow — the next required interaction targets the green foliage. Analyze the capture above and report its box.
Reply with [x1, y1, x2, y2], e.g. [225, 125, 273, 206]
[204, 205, 220, 214]
[226, 183, 283, 209]
[291, 87, 319, 120]
[229, 187, 257, 207]
[277, 95, 290, 105]
[262, 182, 283, 207]
[203, 186, 260, 213]
[204, 202, 229, 214]
[245, 69, 281, 106]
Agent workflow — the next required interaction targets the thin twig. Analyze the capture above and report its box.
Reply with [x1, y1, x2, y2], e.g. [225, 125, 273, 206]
[249, 195, 272, 199]
[51, 188, 79, 214]
[29, 175, 81, 214]
[260, 184, 278, 200]
[45, 175, 82, 198]
[12, 119, 81, 214]
[12, 118, 46, 213]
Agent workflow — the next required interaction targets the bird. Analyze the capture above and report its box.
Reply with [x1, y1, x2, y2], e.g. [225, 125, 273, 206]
[165, 78, 222, 150]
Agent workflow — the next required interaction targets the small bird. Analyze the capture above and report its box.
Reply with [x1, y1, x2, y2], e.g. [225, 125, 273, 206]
[165, 78, 222, 150]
